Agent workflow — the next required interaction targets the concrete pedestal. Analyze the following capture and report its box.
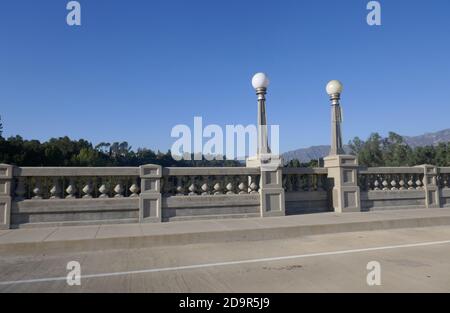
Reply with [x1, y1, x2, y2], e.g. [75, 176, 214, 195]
[0, 164, 13, 230]
[139, 164, 162, 223]
[324, 155, 361, 213]
[259, 168, 285, 217]
[419, 165, 441, 209]
[246, 155, 285, 217]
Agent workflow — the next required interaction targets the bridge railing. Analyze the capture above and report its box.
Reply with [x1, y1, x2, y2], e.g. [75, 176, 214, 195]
[1, 163, 450, 229]
[281, 168, 331, 214]
[358, 167, 425, 191]
[438, 167, 450, 207]
[357, 167, 426, 211]
[5, 166, 141, 228]
[1, 164, 269, 228]
[438, 167, 450, 188]
[159, 167, 262, 221]
[12, 167, 141, 200]
[161, 167, 261, 196]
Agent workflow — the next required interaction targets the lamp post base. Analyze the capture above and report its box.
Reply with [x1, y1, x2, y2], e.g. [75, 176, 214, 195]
[324, 154, 361, 213]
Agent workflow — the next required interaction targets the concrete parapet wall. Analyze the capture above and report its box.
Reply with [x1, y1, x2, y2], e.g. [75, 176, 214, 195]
[440, 188, 450, 207]
[3, 164, 450, 228]
[361, 190, 425, 211]
[285, 191, 330, 215]
[11, 198, 139, 228]
[162, 194, 260, 221]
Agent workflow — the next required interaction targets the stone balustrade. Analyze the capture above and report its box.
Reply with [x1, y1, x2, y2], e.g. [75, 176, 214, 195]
[282, 168, 330, 215]
[358, 167, 425, 191]
[157, 167, 263, 221]
[1, 163, 450, 229]
[0, 164, 267, 228]
[161, 167, 261, 196]
[358, 166, 450, 211]
[438, 168, 450, 208]
[438, 168, 450, 189]
[13, 167, 141, 200]
[282, 168, 328, 192]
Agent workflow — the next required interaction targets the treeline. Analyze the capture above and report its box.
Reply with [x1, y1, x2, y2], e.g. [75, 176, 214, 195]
[286, 132, 450, 168]
[348, 132, 450, 167]
[285, 159, 320, 168]
[0, 136, 241, 167]
[1, 132, 449, 168]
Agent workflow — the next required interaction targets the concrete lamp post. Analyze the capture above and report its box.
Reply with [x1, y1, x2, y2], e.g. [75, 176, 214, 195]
[323, 80, 361, 213]
[246, 72, 282, 169]
[246, 73, 285, 217]
[326, 80, 345, 155]
[252, 72, 270, 157]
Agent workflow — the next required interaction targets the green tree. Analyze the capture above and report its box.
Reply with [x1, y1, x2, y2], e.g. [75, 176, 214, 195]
[73, 148, 106, 166]
[435, 143, 450, 166]
[412, 146, 437, 166]
[348, 133, 384, 167]
[0, 135, 241, 167]
[382, 132, 413, 166]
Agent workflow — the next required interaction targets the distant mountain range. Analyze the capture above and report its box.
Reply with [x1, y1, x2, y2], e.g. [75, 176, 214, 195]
[282, 128, 450, 163]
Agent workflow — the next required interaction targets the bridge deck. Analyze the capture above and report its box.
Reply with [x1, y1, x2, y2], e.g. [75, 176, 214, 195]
[1, 207, 450, 256]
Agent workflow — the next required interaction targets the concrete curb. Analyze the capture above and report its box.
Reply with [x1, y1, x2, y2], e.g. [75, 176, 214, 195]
[2, 214, 450, 256]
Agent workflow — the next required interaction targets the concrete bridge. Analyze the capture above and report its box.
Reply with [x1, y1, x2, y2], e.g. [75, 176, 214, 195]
[1, 77, 448, 229]
[1, 163, 449, 229]
[1, 77, 450, 292]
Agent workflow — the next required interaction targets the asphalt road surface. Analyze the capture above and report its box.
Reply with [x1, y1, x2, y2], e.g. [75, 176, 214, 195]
[1, 226, 450, 292]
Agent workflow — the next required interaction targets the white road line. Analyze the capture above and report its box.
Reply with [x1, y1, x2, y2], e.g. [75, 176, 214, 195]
[1, 239, 450, 286]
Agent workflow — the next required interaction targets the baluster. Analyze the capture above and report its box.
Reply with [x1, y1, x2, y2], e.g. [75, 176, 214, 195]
[129, 178, 140, 198]
[82, 180, 93, 199]
[390, 178, 398, 191]
[213, 176, 222, 195]
[238, 178, 247, 195]
[33, 178, 43, 199]
[416, 178, 423, 190]
[296, 175, 302, 191]
[308, 175, 314, 191]
[201, 176, 210, 196]
[49, 178, 61, 199]
[290, 175, 296, 192]
[381, 178, 389, 191]
[399, 178, 406, 190]
[114, 183, 124, 198]
[373, 178, 380, 191]
[226, 181, 235, 195]
[301, 175, 309, 191]
[300, 175, 307, 191]
[443, 175, 449, 189]
[15, 177, 26, 201]
[365, 175, 371, 191]
[407, 176, 414, 190]
[299, 175, 305, 191]
[176, 176, 185, 196]
[188, 176, 197, 196]
[249, 175, 259, 194]
[286, 175, 293, 192]
[98, 184, 109, 198]
[317, 175, 325, 191]
[65, 179, 77, 199]
[436, 175, 441, 188]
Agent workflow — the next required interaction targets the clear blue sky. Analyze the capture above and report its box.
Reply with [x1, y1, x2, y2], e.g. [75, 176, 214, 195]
[1, 0, 449, 153]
